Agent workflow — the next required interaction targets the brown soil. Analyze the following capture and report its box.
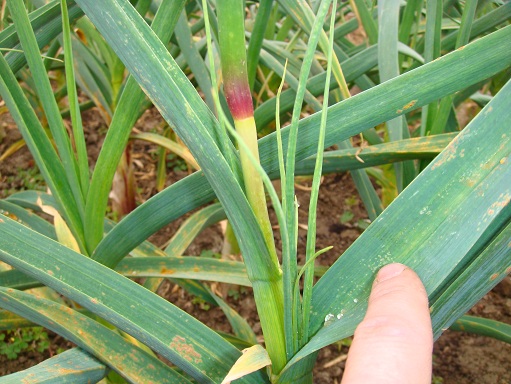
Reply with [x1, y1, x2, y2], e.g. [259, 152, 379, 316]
[1, 107, 510, 383]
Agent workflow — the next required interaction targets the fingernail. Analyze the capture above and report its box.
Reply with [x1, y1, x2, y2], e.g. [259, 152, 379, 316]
[376, 263, 406, 283]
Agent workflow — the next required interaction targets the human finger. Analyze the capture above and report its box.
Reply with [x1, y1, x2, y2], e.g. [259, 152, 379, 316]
[341, 263, 433, 384]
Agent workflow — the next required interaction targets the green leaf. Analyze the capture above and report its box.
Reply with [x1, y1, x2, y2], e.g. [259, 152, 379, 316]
[69, 35, 113, 121]
[0, 288, 191, 383]
[165, 203, 226, 256]
[0, 268, 42, 290]
[254, 44, 378, 129]
[210, 291, 258, 346]
[0, 217, 267, 383]
[131, 132, 199, 170]
[84, 0, 187, 253]
[116, 256, 251, 286]
[350, 0, 378, 45]
[450, 315, 511, 344]
[295, 133, 457, 175]
[378, 0, 414, 192]
[0, 54, 86, 252]
[61, 0, 90, 197]
[0, 348, 108, 384]
[74, 1, 286, 372]
[0, 1, 84, 73]
[441, 2, 511, 51]
[0, 199, 56, 239]
[8, 0, 85, 218]
[0, 234, 223, 291]
[0, 309, 34, 331]
[430, 220, 511, 339]
[246, 0, 274, 89]
[175, 10, 215, 110]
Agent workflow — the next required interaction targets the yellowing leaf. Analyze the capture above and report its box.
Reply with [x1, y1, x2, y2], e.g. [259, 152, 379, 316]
[36, 197, 80, 252]
[221, 344, 271, 384]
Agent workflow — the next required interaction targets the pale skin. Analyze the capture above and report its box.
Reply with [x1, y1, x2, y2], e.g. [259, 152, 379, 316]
[342, 263, 433, 384]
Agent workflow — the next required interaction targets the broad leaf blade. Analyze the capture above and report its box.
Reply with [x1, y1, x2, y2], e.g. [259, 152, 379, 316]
[431, 219, 511, 338]
[84, 0, 187, 252]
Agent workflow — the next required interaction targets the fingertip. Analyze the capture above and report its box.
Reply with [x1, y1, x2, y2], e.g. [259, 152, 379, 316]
[374, 263, 407, 283]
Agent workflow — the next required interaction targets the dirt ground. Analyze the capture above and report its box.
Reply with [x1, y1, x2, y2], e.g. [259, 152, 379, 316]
[1, 106, 510, 382]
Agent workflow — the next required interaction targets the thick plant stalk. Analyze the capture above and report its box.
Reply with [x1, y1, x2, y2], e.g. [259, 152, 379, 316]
[217, 2, 276, 259]
[217, 0, 286, 374]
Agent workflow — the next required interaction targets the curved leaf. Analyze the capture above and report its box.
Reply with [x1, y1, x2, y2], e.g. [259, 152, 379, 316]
[0, 217, 267, 384]
[131, 132, 199, 170]
[0, 348, 108, 384]
[0, 287, 191, 383]
[221, 345, 271, 384]
[0, 1, 84, 73]
[450, 315, 511, 344]
[164, 203, 226, 256]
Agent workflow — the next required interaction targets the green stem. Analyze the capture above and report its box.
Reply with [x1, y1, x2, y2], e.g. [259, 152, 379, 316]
[217, 1, 278, 263]
[217, 0, 286, 372]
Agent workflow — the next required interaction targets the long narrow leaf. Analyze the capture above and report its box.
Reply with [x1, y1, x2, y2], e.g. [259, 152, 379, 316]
[430, 219, 511, 338]
[165, 203, 226, 255]
[0, 217, 267, 384]
[0, 348, 108, 384]
[84, 0, 187, 253]
[0, 287, 192, 383]
[0, 55, 86, 251]
[0, 309, 34, 330]
[175, 11, 215, 109]
[0, 200, 56, 239]
[295, 133, 456, 175]
[116, 256, 251, 286]
[378, 0, 414, 191]
[9, 0, 85, 218]
[450, 315, 511, 344]
[61, 0, 89, 196]
[74, 3, 285, 373]
[1, 1, 83, 73]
